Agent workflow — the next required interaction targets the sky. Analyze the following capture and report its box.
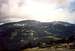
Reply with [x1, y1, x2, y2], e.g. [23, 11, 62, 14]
[0, 0, 75, 23]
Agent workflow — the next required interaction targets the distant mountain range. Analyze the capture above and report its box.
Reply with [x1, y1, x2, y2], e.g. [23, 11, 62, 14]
[0, 20, 75, 50]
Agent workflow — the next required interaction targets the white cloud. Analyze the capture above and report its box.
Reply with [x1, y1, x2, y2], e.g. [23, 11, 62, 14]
[0, 0, 75, 23]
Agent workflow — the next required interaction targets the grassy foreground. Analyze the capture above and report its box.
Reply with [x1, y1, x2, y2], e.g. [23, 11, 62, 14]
[22, 46, 75, 51]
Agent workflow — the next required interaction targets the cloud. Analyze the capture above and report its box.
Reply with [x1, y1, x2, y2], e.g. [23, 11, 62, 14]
[67, 0, 75, 12]
[66, 0, 75, 23]
[0, 0, 75, 23]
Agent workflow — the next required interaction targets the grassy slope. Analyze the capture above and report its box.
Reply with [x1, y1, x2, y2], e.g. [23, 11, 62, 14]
[22, 47, 75, 51]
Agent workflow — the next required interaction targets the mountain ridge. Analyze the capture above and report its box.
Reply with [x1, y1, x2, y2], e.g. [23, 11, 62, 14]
[0, 20, 75, 51]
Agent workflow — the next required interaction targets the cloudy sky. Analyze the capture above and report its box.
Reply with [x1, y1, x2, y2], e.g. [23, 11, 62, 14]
[0, 0, 75, 23]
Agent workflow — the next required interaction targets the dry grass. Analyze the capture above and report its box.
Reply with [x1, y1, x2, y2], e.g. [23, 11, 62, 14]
[21, 43, 75, 51]
[22, 47, 75, 51]
[22, 43, 75, 51]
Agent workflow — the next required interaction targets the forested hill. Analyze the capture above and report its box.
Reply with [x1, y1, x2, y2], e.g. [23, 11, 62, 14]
[0, 20, 75, 51]
[0, 20, 75, 38]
